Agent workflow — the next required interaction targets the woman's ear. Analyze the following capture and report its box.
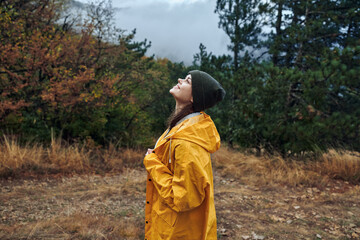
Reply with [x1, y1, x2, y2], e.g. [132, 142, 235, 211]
[190, 96, 193, 103]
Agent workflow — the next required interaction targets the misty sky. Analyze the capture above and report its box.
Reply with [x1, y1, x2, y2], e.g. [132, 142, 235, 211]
[77, 0, 230, 65]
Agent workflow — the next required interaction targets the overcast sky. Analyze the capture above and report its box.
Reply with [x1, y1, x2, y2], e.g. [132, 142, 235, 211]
[76, 0, 230, 65]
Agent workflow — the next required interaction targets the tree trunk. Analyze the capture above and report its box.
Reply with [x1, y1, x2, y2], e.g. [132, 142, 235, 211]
[272, 0, 284, 65]
[234, 6, 240, 71]
[295, 0, 310, 69]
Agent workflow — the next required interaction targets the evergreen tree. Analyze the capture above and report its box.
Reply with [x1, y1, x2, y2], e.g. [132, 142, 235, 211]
[215, 0, 263, 71]
[212, 0, 360, 154]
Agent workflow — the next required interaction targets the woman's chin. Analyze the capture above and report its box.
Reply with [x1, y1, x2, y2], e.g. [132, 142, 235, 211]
[169, 88, 177, 95]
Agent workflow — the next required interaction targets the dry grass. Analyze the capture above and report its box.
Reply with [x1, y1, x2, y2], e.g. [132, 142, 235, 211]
[1, 146, 359, 239]
[0, 213, 142, 240]
[1, 134, 359, 187]
[1, 168, 358, 240]
[0, 135, 91, 177]
[315, 150, 360, 183]
[212, 146, 360, 187]
[0, 135, 144, 178]
[0, 170, 146, 239]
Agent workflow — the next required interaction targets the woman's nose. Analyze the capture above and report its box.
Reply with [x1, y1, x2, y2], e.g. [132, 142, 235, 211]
[178, 78, 183, 83]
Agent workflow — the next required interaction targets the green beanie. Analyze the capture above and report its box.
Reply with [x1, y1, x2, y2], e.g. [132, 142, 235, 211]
[189, 70, 226, 112]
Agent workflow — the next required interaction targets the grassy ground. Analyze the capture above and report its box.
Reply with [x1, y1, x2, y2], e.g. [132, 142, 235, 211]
[0, 138, 360, 239]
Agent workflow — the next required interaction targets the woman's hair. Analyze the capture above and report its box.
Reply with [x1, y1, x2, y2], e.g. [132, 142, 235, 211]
[167, 103, 194, 129]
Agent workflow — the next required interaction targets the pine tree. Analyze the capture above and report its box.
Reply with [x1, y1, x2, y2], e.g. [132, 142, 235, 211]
[215, 0, 263, 71]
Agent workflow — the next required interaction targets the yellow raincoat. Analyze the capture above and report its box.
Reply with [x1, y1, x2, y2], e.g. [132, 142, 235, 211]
[143, 112, 220, 240]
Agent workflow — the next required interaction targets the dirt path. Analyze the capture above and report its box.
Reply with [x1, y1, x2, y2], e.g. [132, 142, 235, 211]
[1, 168, 359, 239]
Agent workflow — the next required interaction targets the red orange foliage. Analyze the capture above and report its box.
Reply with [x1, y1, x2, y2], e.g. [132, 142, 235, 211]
[0, 0, 171, 145]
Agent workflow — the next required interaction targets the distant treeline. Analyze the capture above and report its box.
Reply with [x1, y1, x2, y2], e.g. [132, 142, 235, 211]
[0, 0, 359, 156]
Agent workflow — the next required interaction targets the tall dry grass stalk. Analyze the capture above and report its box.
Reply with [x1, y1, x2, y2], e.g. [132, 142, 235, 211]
[46, 133, 91, 172]
[1, 135, 44, 172]
[316, 150, 360, 183]
[0, 135, 92, 177]
[212, 146, 360, 187]
[0, 135, 142, 178]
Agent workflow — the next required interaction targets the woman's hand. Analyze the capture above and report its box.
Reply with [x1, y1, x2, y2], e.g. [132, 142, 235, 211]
[145, 148, 153, 156]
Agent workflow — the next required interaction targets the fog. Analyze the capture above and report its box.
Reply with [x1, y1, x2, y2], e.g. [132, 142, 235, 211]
[78, 0, 231, 65]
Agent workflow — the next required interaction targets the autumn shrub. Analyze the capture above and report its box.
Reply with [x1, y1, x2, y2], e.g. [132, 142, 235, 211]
[0, 0, 172, 148]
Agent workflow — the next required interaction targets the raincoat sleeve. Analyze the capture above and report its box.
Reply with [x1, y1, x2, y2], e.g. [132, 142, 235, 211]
[144, 140, 210, 212]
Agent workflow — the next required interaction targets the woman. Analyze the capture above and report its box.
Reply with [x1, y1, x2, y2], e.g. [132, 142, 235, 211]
[143, 70, 225, 240]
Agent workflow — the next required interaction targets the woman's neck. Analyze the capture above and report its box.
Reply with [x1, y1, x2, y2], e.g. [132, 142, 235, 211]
[168, 102, 194, 129]
[175, 102, 189, 115]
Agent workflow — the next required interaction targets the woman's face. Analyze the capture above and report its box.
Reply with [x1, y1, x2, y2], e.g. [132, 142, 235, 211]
[169, 74, 193, 104]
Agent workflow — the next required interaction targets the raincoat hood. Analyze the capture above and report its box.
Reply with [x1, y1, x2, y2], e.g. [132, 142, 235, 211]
[155, 112, 221, 154]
